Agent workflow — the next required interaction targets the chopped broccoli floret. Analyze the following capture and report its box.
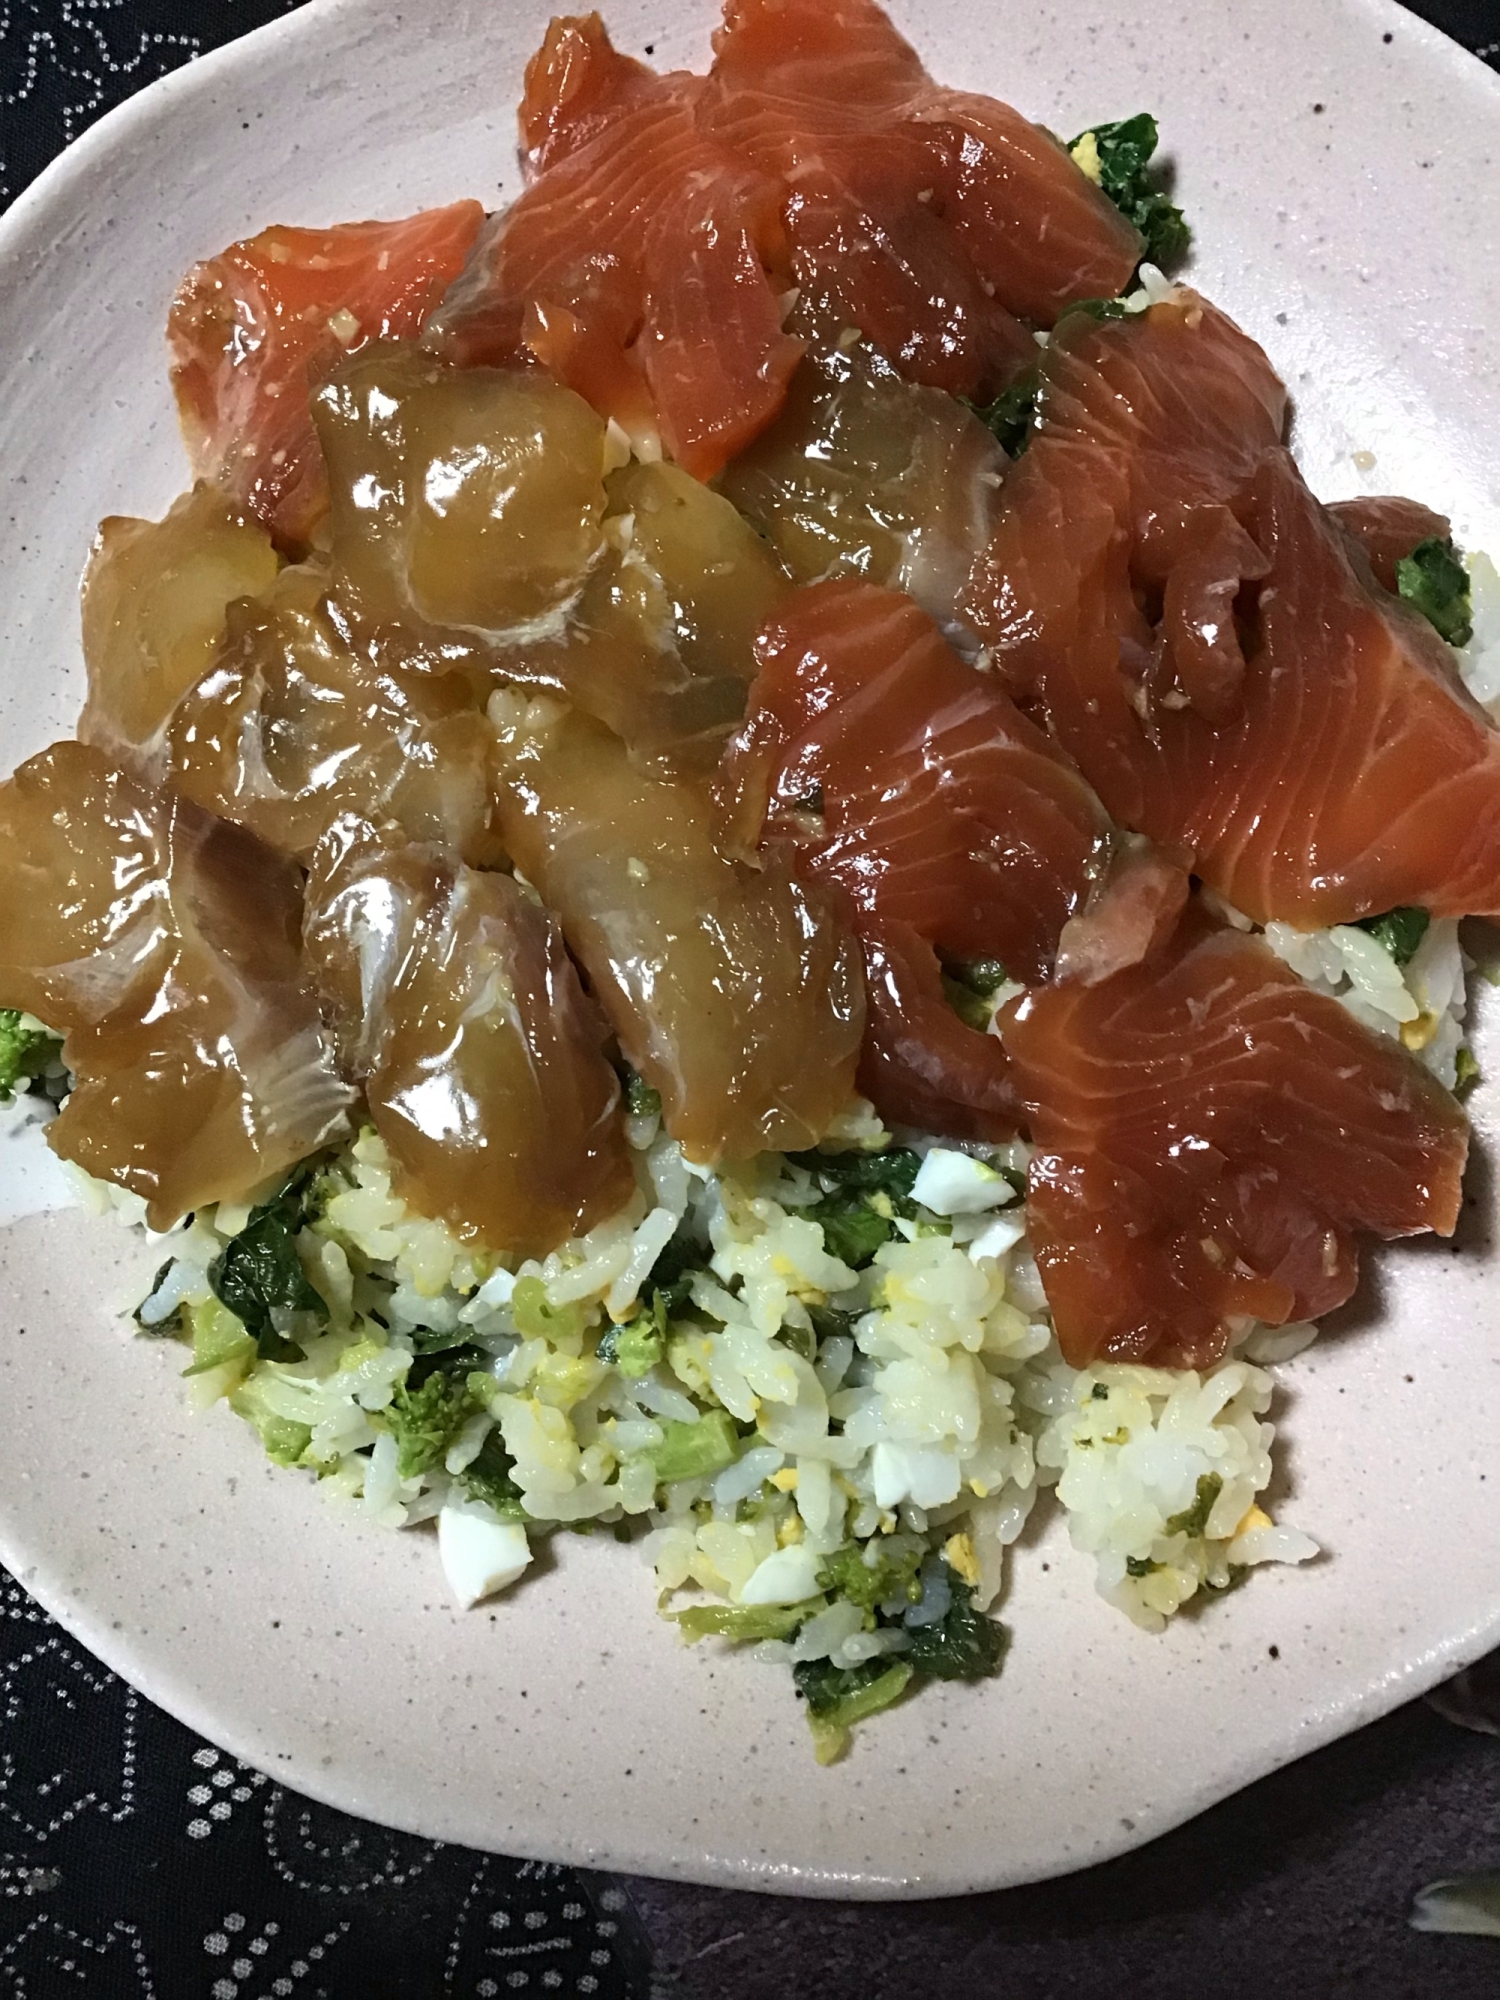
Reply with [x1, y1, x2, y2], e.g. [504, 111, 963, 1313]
[793, 1656, 915, 1763]
[459, 1433, 527, 1520]
[961, 372, 1038, 457]
[1456, 1045, 1482, 1095]
[510, 1275, 587, 1343]
[228, 1376, 312, 1468]
[0, 1009, 62, 1103]
[208, 1175, 327, 1362]
[672, 1598, 823, 1643]
[1396, 537, 1473, 647]
[597, 1319, 665, 1378]
[1071, 114, 1190, 269]
[817, 1540, 924, 1613]
[902, 1576, 1007, 1681]
[1355, 905, 1430, 968]
[650, 1409, 739, 1483]
[386, 1366, 479, 1480]
[180, 1296, 257, 1379]
[1164, 1471, 1223, 1539]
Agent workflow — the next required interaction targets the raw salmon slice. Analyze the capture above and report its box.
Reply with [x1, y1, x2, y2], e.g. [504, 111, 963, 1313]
[1327, 494, 1451, 593]
[700, 0, 1139, 377]
[168, 201, 485, 547]
[304, 819, 633, 1258]
[424, 14, 802, 480]
[0, 740, 350, 1225]
[965, 294, 1500, 926]
[1001, 904, 1469, 1368]
[719, 579, 1119, 1137]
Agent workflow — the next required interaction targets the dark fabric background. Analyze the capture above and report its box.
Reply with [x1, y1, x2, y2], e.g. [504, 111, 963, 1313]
[3, 3, 1500, 1994]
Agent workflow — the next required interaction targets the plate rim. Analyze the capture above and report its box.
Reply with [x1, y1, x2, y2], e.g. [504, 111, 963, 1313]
[1, 0, 1499, 1903]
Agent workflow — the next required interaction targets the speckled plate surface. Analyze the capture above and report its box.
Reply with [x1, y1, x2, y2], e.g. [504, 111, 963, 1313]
[1, 0, 1499, 1901]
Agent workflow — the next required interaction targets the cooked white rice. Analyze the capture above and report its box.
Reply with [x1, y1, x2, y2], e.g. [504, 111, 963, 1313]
[122, 1093, 1321, 1671]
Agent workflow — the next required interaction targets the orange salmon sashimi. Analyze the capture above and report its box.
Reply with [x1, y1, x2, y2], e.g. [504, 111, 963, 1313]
[700, 0, 1139, 386]
[168, 201, 485, 548]
[303, 819, 633, 1258]
[1327, 494, 1452, 595]
[0, 740, 351, 1226]
[964, 293, 1500, 927]
[424, 14, 802, 480]
[719, 578, 1121, 1138]
[1000, 904, 1470, 1369]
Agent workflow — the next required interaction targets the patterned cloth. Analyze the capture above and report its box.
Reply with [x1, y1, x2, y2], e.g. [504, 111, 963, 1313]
[2, 3, 1499, 1996]
[1, 1565, 650, 1996]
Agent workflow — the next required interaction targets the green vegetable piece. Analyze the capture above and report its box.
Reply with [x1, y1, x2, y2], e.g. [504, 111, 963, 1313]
[1355, 905, 1430, 968]
[807, 1303, 859, 1347]
[940, 960, 1010, 1033]
[650, 1409, 739, 1484]
[1057, 295, 1134, 325]
[672, 1598, 824, 1644]
[787, 1147, 922, 1201]
[182, 1296, 257, 1377]
[948, 959, 1009, 997]
[621, 1065, 663, 1120]
[940, 972, 993, 1033]
[1164, 1470, 1223, 1540]
[643, 1231, 704, 1325]
[962, 373, 1038, 457]
[789, 1147, 923, 1269]
[387, 1367, 478, 1480]
[208, 1181, 327, 1362]
[0, 1009, 62, 1103]
[903, 1576, 1007, 1681]
[228, 1378, 312, 1468]
[793, 1656, 915, 1762]
[808, 1198, 893, 1269]
[1456, 1045, 1482, 1095]
[597, 1320, 665, 1378]
[460, 1433, 527, 1520]
[1396, 537, 1474, 647]
[510, 1275, 588, 1342]
[1073, 113, 1190, 269]
[1125, 1555, 1161, 1578]
[817, 1540, 924, 1612]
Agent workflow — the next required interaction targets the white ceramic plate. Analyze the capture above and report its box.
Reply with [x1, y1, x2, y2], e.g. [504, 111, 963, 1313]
[1, 0, 1498, 1902]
